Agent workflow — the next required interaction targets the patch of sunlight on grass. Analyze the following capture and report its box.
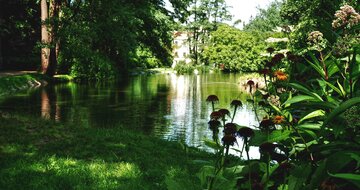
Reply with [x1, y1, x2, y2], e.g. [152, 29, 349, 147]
[45, 156, 141, 180]
[29, 163, 47, 173]
[88, 161, 141, 179]
[112, 162, 141, 179]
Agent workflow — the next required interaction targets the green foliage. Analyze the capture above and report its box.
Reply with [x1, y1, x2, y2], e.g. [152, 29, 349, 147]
[0, 0, 40, 70]
[244, 0, 287, 33]
[174, 61, 195, 74]
[280, 0, 359, 51]
[131, 46, 162, 69]
[188, 5, 360, 188]
[203, 24, 266, 72]
[69, 53, 117, 81]
[185, 0, 232, 65]
[0, 74, 48, 96]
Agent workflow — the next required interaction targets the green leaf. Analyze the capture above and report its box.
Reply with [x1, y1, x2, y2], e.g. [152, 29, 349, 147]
[324, 80, 345, 97]
[261, 164, 279, 184]
[282, 95, 319, 106]
[329, 173, 360, 181]
[309, 161, 327, 189]
[298, 109, 325, 124]
[268, 130, 292, 142]
[337, 80, 346, 97]
[268, 102, 281, 114]
[300, 129, 318, 140]
[329, 173, 360, 188]
[326, 152, 355, 173]
[327, 59, 340, 77]
[324, 97, 360, 126]
[301, 101, 338, 109]
[197, 165, 215, 187]
[250, 130, 291, 146]
[297, 123, 322, 130]
[305, 54, 325, 78]
[289, 164, 312, 190]
[287, 83, 323, 101]
[225, 165, 245, 175]
[165, 178, 185, 190]
[203, 139, 221, 150]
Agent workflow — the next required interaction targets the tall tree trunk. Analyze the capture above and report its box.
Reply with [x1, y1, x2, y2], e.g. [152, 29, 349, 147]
[193, 0, 198, 65]
[47, 0, 61, 76]
[41, 0, 50, 74]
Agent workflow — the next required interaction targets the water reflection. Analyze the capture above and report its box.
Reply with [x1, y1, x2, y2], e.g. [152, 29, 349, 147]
[0, 73, 260, 157]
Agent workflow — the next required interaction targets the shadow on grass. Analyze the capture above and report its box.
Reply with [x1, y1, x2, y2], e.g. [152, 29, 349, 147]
[0, 114, 212, 189]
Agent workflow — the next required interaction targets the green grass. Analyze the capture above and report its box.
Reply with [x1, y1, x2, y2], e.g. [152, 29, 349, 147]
[53, 75, 74, 83]
[0, 114, 212, 189]
[0, 74, 48, 95]
[0, 74, 73, 96]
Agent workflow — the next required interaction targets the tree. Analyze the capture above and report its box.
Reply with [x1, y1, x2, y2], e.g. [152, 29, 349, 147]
[203, 24, 266, 72]
[244, 0, 286, 32]
[40, 0, 61, 76]
[0, 0, 39, 71]
[186, 0, 231, 65]
[40, 0, 50, 75]
[280, 0, 358, 51]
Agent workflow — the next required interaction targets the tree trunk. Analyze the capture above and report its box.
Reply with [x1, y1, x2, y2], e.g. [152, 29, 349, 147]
[47, 0, 61, 76]
[41, 0, 50, 74]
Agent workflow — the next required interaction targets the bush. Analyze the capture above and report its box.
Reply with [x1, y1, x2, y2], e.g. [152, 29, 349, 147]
[202, 24, 266, 72]
[70, 53, 117, 80]
[174, 61, 195, 74]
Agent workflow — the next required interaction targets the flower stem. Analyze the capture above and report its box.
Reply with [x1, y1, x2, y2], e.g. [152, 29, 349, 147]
[231, 106, 237, 123]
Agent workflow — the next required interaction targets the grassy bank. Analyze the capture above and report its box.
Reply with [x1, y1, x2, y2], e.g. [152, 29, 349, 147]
[0, 114, 212, 189]
[0, 74, 47, 95]
[0, 74, 73, 96]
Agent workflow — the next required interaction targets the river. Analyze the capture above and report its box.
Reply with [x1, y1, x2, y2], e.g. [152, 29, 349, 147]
[0, 73, 260, 157]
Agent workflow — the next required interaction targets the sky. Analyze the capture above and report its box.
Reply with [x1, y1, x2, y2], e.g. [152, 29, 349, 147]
[165, 0, 275, 27]
[225, 0, 274, 25]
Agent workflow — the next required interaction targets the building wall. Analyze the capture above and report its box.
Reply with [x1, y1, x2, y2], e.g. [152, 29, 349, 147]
[172, 32, 192, 68]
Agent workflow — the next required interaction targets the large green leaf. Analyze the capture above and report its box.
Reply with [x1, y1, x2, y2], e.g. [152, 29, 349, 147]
[287, 83, 323, 101]
[249, 130, 291, 146]
[305, 54, 325, 78]
[329, 173, 360, 188]
[300, 101, 338, 109]
[324, 97, 360, 126]
[203, 139, 221, 150]
[297, 123, 322, 130]
[289, 164, 312, 190]
[327, 59, 340, 77]
[324, 80, 345, 97]
[298, 109, 325, 124]
[282, 95, 319, 106]
[329, 173, 360, 181]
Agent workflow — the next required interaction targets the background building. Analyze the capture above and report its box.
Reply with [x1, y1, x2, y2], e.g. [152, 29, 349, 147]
[172, 31, 191, 68]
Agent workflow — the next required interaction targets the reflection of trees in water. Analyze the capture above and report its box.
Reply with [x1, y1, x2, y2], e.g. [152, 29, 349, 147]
[158, 74, 259, 149]
[40, 87, 60, 121]
[0, 74, 260, 153]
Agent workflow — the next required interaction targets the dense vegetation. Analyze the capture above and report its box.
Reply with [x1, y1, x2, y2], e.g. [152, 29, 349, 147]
[0, 0, 194, 79]
[172, 2, 360, 190]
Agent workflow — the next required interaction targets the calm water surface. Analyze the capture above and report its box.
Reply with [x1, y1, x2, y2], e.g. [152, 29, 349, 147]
[0, 73, 260, 156]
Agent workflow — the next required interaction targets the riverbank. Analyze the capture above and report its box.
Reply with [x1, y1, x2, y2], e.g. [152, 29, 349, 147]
[0, 73, 73, 96]
[0, 113, 213, 189]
